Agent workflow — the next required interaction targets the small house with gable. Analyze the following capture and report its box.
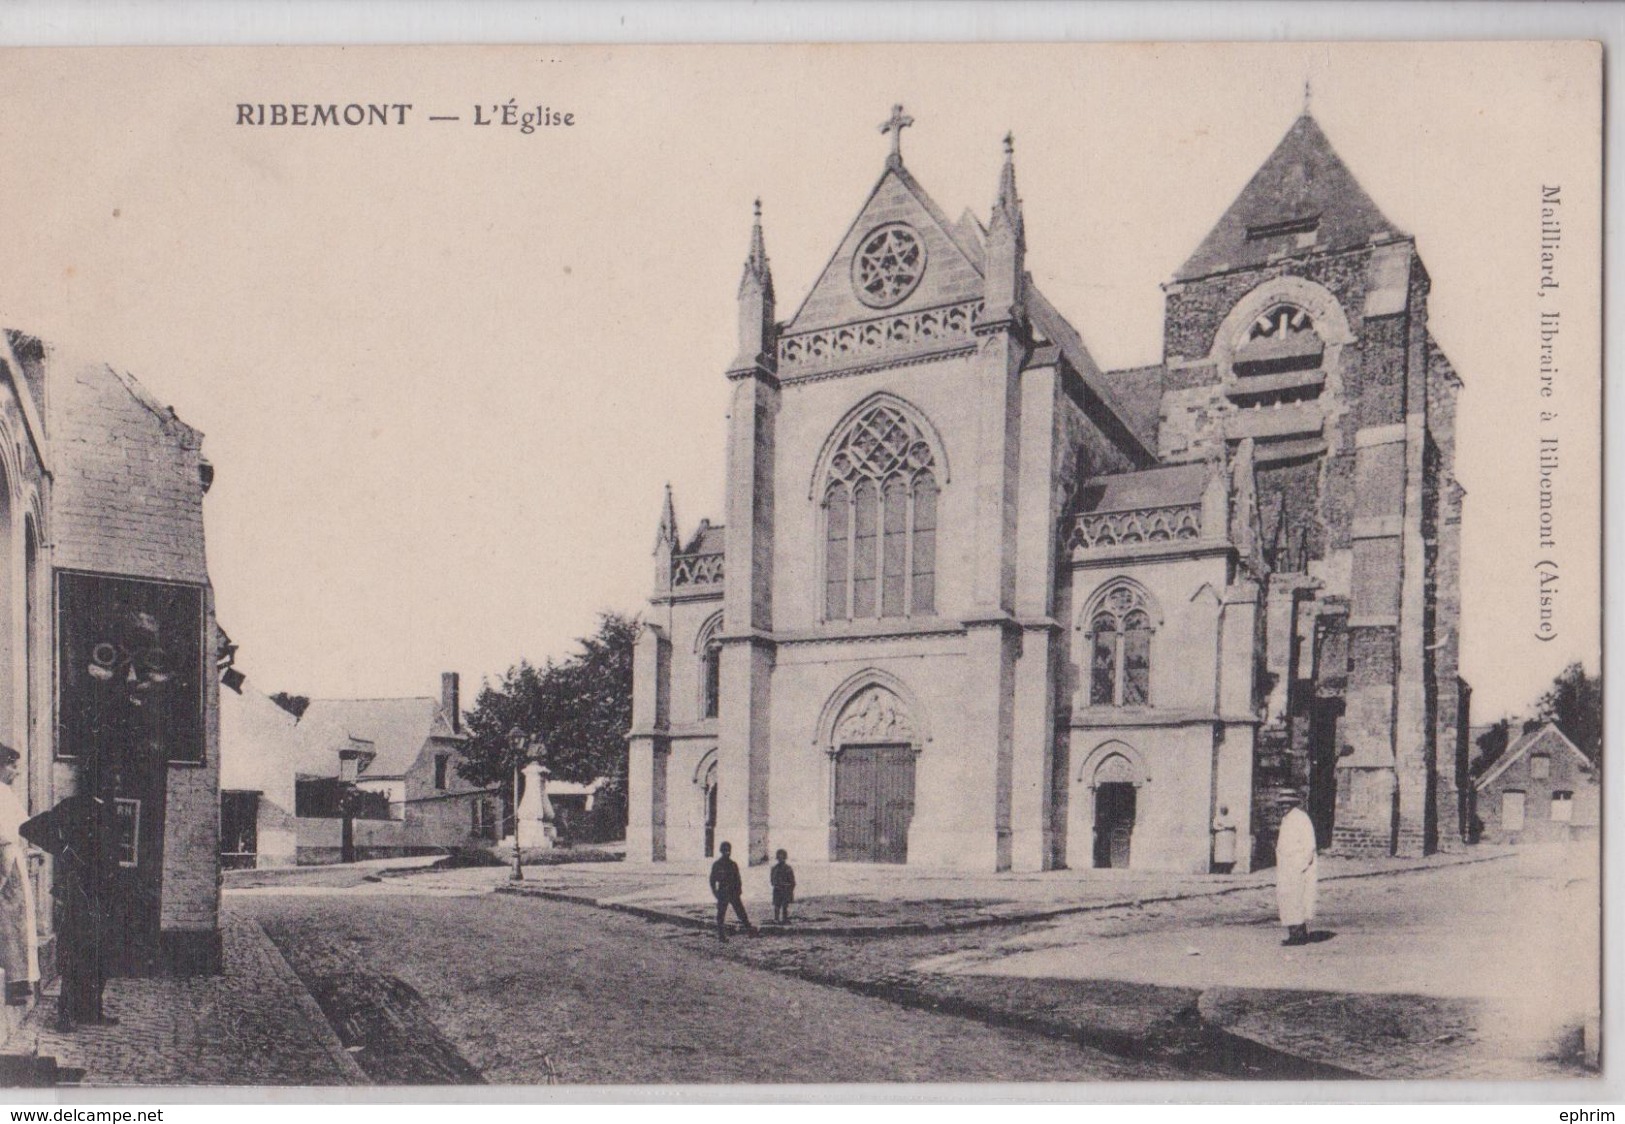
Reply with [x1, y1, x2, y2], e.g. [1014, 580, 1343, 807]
[1474, 722, 1598, 844]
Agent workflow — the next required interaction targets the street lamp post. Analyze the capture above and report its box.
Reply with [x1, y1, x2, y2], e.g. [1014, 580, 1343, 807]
[508, 727, 527, 882]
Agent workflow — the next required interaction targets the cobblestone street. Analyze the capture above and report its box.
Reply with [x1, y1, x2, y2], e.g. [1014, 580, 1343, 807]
[4, 842, 1597, 1087]
[239, 888, 1178, 1084]
[14, 907, 362, 1087]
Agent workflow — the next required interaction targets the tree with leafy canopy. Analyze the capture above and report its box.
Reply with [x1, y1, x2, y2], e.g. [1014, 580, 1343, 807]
[1534, 661, 1601, 767]
[1471, 718, 1511, 778]
[457, 611, 639, 832]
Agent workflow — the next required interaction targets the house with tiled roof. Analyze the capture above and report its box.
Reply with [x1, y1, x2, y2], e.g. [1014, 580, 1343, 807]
[219, 671, 499, 865]
[630, 105, 1469, 875]
[1474, 723, 1598, 844]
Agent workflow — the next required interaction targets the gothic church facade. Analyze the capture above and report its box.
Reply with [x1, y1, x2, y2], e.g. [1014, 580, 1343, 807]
[627, 108, 1468, 873]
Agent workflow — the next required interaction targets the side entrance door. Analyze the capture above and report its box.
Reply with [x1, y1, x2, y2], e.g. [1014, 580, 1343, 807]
[703, 774, 718, 859]
[833, 743, 914, 863]
[1093, 782, 1137, 869]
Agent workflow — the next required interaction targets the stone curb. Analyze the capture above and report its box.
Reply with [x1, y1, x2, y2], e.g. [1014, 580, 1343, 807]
[244, 916, 371, 1086]
[498, 851, 1514, 938]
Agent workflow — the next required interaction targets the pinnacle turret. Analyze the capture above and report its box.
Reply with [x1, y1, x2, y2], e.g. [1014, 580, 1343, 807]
[739, 197, 774, 303]
[655, 482, 678, 551]
[984, 130, 1025, 322]
[730, 199, 778, 376]
[992, 131, 1024, 242]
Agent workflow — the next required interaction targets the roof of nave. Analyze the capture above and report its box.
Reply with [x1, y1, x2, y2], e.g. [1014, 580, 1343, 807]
[1097, 364, 1166, 449]
[1024, 287, 1156, 460]
[1078, 462, 1210, 514]
[1175, 113, 1404, 283]
[681, 521, 725, 555]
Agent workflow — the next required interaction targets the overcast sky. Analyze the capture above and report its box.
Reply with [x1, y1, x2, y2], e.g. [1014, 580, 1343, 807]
[0, 42, 1599, 718]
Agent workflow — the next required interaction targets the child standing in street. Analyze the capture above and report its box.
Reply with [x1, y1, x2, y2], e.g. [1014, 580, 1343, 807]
[770, 848, 796, 925]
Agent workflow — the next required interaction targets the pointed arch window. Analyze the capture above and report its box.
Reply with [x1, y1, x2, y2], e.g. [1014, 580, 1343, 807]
[822, 403, 939, 620]
[1087, 584, 1153, 707]
[697, 615, 723, 720]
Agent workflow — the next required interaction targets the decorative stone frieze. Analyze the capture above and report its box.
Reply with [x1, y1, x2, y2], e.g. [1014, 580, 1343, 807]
[1065, 503, 1203, 553]
[777, 300, 984, 377]
[671, 550, 724, 588]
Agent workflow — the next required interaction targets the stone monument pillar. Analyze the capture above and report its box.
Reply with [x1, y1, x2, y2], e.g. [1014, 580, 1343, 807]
[512, 761, 556, 850]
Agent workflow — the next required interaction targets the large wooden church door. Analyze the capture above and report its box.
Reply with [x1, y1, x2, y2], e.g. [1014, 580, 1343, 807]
[833, 744, 914, 863]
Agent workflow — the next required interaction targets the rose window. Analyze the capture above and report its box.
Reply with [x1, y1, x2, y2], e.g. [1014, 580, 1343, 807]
[851, 223, 926, 308]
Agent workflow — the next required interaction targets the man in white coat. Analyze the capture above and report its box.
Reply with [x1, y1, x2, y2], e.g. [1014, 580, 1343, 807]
[1274, 793, 1318, 947]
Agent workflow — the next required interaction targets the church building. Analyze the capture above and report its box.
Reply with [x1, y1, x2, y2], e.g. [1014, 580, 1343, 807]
[627, 106, 1469, 874]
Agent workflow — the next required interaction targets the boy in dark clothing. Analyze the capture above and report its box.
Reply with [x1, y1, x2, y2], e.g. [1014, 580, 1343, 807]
[708, 841, 754, 941]
[770, 849, 795, 924]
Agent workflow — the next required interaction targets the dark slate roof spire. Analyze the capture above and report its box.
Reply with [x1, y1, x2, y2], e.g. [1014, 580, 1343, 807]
[1174, 112, 1405, 282]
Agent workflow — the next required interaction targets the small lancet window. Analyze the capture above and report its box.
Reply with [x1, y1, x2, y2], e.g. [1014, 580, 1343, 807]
[1086, 584, 1154, 708]
[698, 616, 723, 720]
[822, 403, 939, 621]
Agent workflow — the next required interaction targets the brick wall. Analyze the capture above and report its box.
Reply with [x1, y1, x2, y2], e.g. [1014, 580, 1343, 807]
[47, 351, 221, 964]
[51, 359, 208, 584]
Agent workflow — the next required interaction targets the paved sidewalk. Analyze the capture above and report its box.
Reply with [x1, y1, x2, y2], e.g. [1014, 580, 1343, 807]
[11, 901, 365, 1087]
[496, 848, 1514, 935]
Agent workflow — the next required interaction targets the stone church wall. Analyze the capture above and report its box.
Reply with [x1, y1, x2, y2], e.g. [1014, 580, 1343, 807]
[770, 352, 979, 631]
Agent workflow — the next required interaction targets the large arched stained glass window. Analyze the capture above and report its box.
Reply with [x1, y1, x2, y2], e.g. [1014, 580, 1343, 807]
[1086, 584, 1154, 707]
[822, 403, 939, 620]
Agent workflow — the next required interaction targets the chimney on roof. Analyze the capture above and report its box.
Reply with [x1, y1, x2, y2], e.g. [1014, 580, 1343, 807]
[442, 672, 461, 734]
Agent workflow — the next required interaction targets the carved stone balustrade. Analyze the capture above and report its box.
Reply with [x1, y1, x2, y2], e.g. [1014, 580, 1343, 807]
[671, 551, 725, 589]
[1065, 502, 1204, 554]
[778, 300, 984, 378]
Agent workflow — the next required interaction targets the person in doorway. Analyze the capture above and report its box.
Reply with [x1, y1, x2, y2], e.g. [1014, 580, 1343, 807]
[1274, 793, 1318, 946]
[0, 743, 40, 1005]
[1210, 804, 1238, 875]
[708, 841, 755, 941]
[769, 848, 796, 924]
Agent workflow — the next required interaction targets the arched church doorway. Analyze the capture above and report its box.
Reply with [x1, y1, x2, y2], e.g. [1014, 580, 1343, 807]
[825, 683, 920, 864]
[1090, 753, 1139, 869]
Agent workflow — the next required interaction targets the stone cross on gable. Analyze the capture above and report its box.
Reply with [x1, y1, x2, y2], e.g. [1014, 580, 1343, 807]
[880, 104, 914, 163]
